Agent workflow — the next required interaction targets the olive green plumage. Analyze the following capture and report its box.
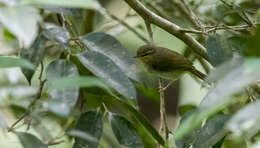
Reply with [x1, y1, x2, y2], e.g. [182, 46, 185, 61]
[135, 44, 206, 80]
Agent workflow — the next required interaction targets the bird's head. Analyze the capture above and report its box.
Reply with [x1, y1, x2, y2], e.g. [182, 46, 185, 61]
[134, 44, 156, 59]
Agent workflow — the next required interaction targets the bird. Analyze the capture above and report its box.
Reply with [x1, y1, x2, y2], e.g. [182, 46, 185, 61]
[135, 44, 206, 83]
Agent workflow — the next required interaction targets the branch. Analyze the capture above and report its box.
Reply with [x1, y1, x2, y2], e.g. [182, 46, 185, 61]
[8, 62, 46, 132]
[124, 0, 209, 61]
[145, 21, 154, 44]
[179, 24, 255, 35]
[158, 79, 169, 148]
[179, 0, 203, 30]
[98, 7, 149, 43]
[143, 16, 168, 147]
[220, 0, 255, 27]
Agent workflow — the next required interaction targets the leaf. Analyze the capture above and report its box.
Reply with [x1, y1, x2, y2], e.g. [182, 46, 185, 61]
[244, 25, 260, 57]
[50, 76, 109, 91]
[0, 5, 41, 47]
[46, 60, 79, 108]
[21, 0, 100, 10]
[45, 100, 71, 117]
[174, 58, 260, 140]
[42, 23, 70, 49]
[205, 57, 242, 83]
[20, 33, 46, 84]
[212, 136, 226, 148]
[16, 132, 47, 148]
[227, 101, 260, 138]
[80, 32, 142, 82]
[178, 104, 196, 116]
[206, 34, 233, 66]
[176, 114, 230, 148]
[200, 58, 260, 109]
[73, 110, 103, 148]
[0, 56, 35, 69]
[228, 36, 247, 55]
[110, 114, 144, 148]
[77, 50, 136, 101]
[103, 97, 165, 146]
[69, 130, 99, 144]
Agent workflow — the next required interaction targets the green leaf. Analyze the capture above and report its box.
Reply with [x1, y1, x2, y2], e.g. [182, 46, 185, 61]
[103, 98, 164, 146]
[73, 110, 103, 148]
[244, 25, 260, 57]
[174, 58, 260, 140]
[205, 58, 242, 83]
[50, 76, 109, 90]
[110, 114, 144, 148]
[178, 104, 196, 116]
[42, 23, 70, 49]
[21, 0, 100, 10]
[176, 114, 230, 148]
[228, 36, 247, 55]
[46, 60, 79, 108]
[69, 130, 99, 144]
[44, 100, 71, 117]
[206, 34, 233, 66]
[0, 5, 41, 47]
[0, 56, 35, 69]
[16, 132, 47, 148]
[77, 50, 136, 101]
[227, 101, 260, 138]
[200, 58, 260, 109]
[212, 136, 226, 148]
[80, 32, 143, 82]
[21, 33, 46, 84]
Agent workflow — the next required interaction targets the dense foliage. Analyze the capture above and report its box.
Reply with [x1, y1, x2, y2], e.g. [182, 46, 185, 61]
[0, 0, 260, 148]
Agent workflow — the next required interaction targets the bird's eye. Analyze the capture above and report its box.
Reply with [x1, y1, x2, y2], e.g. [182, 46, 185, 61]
[142, 53, 149, 57]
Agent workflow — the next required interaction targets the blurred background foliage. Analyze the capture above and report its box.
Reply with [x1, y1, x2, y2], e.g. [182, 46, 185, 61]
[0, 0, 260, 148]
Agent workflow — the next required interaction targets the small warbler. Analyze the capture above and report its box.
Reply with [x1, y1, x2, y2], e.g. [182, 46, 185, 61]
[135, 44, 206, 81]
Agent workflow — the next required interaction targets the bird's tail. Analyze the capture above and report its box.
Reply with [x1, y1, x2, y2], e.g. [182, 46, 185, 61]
[190, 68, 206, 80]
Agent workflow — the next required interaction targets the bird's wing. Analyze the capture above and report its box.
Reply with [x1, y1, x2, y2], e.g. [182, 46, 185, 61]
[150, 48, 194, 72]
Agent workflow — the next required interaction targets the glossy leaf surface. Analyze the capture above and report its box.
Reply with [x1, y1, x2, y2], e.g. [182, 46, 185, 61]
[77, 50, 136, 101]
[73, 111, 103, 148]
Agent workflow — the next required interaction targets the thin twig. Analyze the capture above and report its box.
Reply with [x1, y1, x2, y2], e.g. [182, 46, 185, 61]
[98, 7, 149, 43]
[124, 0, 209, 61]
[145, 21, 154, 44]
[146, 2, 172, 21]
[59, 14, 86, 51]
[8, 62, 46, 132]
[179, 24, 255, 35]
[47, 140, 65, 146]
[158, 79, 169, 148]
[179, 29, 206, 34]
[179, 0, 203, 30]
[144, 17, 168, 147]
[220, 0, 255, 27]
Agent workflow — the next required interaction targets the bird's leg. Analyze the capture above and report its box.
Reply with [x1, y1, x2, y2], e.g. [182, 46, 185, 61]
[159, 81, 174, 92]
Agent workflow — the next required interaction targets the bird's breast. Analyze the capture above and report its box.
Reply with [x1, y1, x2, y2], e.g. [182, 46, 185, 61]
[149, 68, 185, 81]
